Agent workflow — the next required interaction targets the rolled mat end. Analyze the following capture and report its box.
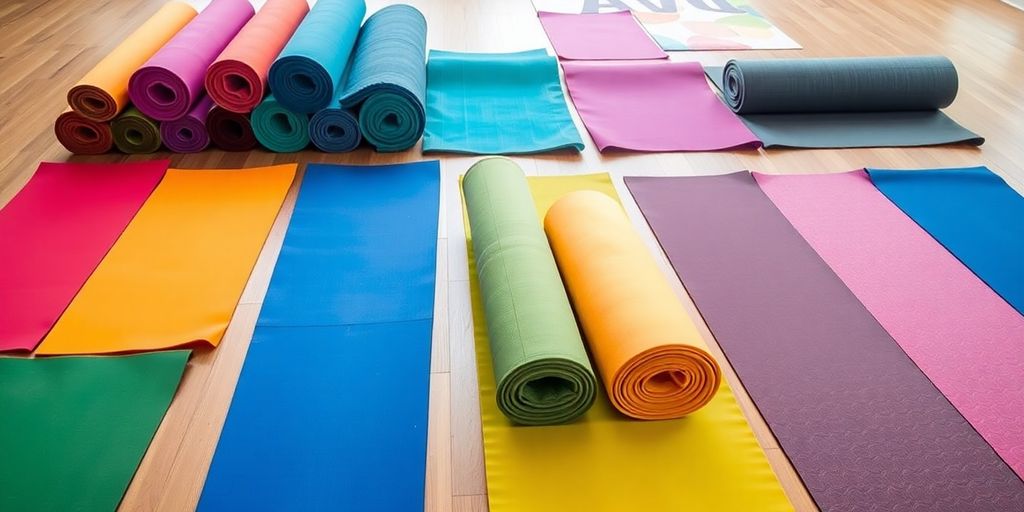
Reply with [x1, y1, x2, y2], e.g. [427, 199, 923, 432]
[309, 107, 361, 152]
[55, 110, 113, 154]
[207, 107, 258, 151]
[252, 94, 310, 152]
[111, 106, 162, 153]
[205, 59, 264, 113]
[67, 85, 119, 122]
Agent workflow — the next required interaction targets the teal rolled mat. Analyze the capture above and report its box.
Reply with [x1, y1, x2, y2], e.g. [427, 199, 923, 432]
[462, 157, 597, 425]
[252, 94, 310, 152]
[111, 106, 161, 153]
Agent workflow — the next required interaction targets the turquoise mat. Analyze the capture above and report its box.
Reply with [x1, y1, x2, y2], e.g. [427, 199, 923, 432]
[252, 94, 310, 153]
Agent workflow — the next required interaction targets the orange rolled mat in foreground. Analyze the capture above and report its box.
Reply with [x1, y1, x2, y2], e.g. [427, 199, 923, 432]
[36, 165, 296, 355]
[545, 190, 721, 419]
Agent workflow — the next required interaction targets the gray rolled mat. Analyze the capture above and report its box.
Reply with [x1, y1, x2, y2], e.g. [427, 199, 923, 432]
[707, 56, 984, 148]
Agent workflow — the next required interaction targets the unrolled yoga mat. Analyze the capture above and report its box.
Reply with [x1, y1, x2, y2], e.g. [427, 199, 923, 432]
[112, 106, 162, 153]
[129, 0, 254, 121]
[707, 56, 984, 148]
[36, 165, 295, 355]
[868, 167, 1024, 316]
[68, 1, 197, 121]
[537, 11, 666, 60]
[309, 86, 361, 152]
[0, 161, 166, 352]
[160, 95, 214, 152]
[0, 351, 188, 511]
[462, 170, 791, 511]
[562, 60, 759, 152]
[55, 109, 113, 154]
[463, 158, 597, 425]
[207, 106, 258, 151]
[424, 49, 583, 154]
[268, 0, 366, 113]
[199, 162, 439, 511]
[625, 173, 1024, 511]
[340, 5, 427, 152]
[205, 0, 309, 113]
[545, 191, 720, 419]
[252, 94, 310, 152]
[756, 170, 1024, 479]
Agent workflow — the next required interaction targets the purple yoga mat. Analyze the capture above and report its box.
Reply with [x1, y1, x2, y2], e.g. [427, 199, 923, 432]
[129, 0, 254, 121]
[537, 11, 666, 60]
[161, 95, 215, 152]
[625, 173, 1024, 512]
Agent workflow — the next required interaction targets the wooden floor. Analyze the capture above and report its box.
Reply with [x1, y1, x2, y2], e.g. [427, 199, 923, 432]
[2, 0, 1024, 510]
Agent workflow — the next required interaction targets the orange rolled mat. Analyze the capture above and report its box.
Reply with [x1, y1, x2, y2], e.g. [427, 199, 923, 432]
[544, 190, 721, 420]
[67, 2, 197, 121]
[55, 110, 113, 154]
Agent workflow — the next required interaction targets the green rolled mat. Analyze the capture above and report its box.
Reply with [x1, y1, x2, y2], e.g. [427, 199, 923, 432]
[111, 106, 162, 153]
[462, 157, 597, 425]
[252, 93, 310, 152]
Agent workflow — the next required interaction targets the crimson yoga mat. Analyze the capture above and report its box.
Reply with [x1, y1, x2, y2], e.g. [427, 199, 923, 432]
[868, 167, 1024, 316]
[625, 173, 1024, 511]
[0, 161, 166, 352]
[55, 110, 113, 154]
[207, 106, 258, 151]
[129, 0, 254, 121]
[160, 95, 215, 153]
[756, 170, 1024, 479]
[537, 11, 666, 60]
[562, 61, 760, 152]
[200, 162, 439, 511]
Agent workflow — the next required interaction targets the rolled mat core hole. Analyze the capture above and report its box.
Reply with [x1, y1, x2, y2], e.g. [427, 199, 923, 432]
[125, 129, 144, 145]
[74, 126, 98, 142]
[649, 370, 687, 391]
[223, 120, 244, 140]
[522, 376, 576, 404]
[83, 96, 106, 111]
[178, 128, 194, 140]
[383, 113, 400, 129]
[291, 74, 316, 94]
[270, 113, 293, 133]
[224, 74, 252, 97]
[149, 83, 177, 106]
[326, 125, 345, 138]
[727, 75, 739, 95]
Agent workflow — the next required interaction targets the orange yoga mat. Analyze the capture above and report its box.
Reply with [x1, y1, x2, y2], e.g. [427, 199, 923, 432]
[36, 165, 296, 355]
[545, 191, 721, 420]
[68, 2, 197, 121]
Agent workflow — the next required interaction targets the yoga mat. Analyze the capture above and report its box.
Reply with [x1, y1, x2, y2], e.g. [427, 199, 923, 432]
[339, 5, 427, 152]
[545, 190, 720, 419]
[0, 161, 167, 352]
[537, 11, 666, 60]
[756, 170, 1024, 479]
[68, 1, 197, 121]
[55, 109, 113, 154]
[0, 351, 188, 511]
[206, 106, 258, 151]
[424, 49, 584, 154]
[869, 167, 1024, 316]
[562, 60, 760, 152]
[36, 165, 296, 355]
[252, 94, 310, 152]
[463, 171, 792, 511]
[463, 158, 596, 425]
[309, 88, 361, 152]
[267, 0, 366, 113]
[160, 95, 214, 153]
[129, 0, 254, 121]
[205, 0, 310, 113]
[625, 173, 1024, 511]
[112, 106, 162, 153]
[200, 162, 439, 511]
[707, 57, 984, 148]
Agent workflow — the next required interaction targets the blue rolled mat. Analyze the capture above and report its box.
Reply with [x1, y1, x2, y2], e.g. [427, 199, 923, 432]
[198, 161, 440, 511]
[251, 94, 310, 152]
[309, 86, 361, 152]
[340, 5, 427, 152]
[268, 0, 366, 114]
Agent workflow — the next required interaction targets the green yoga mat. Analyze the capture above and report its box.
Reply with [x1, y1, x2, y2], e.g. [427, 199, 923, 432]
[111, 106, 162, 153]
[462, 157, 597, 425]
[252, 93, 310, 152]
[0, 351, 189, 511]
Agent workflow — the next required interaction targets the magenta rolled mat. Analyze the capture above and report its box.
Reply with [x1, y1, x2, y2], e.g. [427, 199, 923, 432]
[625, 173, 1024, 511]
[129, 0, 254, 121]
[160, 95, 215, 152]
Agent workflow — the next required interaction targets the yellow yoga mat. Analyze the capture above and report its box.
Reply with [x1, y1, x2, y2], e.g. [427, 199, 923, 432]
[36, 165, 295, 355]
[463, 173, 792, 512]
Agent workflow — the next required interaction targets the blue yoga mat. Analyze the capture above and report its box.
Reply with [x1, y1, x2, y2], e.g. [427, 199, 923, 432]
[309, 86, 361, 152]
[198, 161, 441, 511]
[868, 167, 1024, 315]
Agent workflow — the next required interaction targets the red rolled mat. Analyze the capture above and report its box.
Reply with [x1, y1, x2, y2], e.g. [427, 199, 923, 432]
[54, 110, 113, 154]
[206, 0, 310, 113]
[206, 106, 258, 151]
[160, 96, 215, 152]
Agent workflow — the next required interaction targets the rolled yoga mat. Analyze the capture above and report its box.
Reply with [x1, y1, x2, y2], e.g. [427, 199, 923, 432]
[205, 0, 310, 113]
[160, 95, 214, 153]
[252, 94, 310, 152]
[111, 107, 162, 153]
[544, 191, 720, 420]
[267, 0, 366, 114]
[55, 110, 113, 154]
[206, 106, 258, 151]
[462, 157, 597, 425]
[707, 56, 984, 148]
[68, 1, 197, 121]
[129, 0, 254, 121]
[339, 5, 427, 152]
[309, 87, 361, 152]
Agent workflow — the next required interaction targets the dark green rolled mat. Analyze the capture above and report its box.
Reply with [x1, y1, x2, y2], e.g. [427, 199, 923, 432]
[111, 107, 162, 153]
[207, 106, 258, 152]
[462, 157, 597, 425]
[252, 93, 310, 152]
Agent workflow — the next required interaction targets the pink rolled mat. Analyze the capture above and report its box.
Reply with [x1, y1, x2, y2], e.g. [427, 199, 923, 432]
[0, 160, 168, 352]
[129, 0, 254, 121]
[561, 61, 761, 152]
[755, 170, 1024, 479]
[161, 95, 215, 152]
[537, 11, 666, 60]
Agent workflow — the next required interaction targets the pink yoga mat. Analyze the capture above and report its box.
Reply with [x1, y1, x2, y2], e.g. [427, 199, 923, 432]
[129, 0, 254, 121]
[0, 161, 168, 352]
[561, 61, 761, 152]
[538, 11, 666, 60]
[161, 95, 215, 152]
[755, 170, 1024, 479]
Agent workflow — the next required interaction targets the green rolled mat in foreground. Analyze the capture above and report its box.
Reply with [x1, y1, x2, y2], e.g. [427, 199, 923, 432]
[55, 110, 113, 154]
[252, 93, 310, 152]
[111, 106, 162, 153]
[462, 157, 597, 425]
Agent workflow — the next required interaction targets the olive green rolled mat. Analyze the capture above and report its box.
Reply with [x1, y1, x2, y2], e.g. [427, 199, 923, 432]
[111, 107, 161, 153]
[462, 157, 597, 425]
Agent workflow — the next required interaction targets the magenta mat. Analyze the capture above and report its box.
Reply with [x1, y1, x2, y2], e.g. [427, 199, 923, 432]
[538, 11, 666, 60]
